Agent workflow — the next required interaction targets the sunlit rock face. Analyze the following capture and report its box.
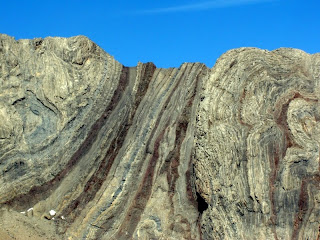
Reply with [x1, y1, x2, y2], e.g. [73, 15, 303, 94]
[195, 48, 320, 240]
[0, 34, 319, 239]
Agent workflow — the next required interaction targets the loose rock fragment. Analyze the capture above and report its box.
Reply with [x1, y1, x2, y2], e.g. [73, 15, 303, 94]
[49, 210, 56, 217]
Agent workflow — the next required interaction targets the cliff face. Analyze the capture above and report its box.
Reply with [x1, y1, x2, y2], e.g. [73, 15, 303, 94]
[0, 34, 319, 239]
[195, 48, 320, 240]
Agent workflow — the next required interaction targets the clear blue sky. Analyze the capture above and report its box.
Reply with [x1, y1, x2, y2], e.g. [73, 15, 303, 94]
[1, 0, 319, 68]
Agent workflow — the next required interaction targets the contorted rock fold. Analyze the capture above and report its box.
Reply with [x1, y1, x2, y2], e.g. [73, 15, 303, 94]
[0, 34, 319, 239]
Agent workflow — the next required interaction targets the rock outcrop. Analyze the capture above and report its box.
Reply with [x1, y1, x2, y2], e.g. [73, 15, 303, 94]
[195, 48, 320, 240]
[0, 34, 319, 239]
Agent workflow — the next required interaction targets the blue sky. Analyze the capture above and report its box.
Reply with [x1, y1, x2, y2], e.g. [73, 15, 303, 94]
[1, 0, 319, 68]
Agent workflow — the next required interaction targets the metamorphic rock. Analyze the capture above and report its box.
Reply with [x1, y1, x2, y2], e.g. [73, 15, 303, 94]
[0, 34, 319, 240]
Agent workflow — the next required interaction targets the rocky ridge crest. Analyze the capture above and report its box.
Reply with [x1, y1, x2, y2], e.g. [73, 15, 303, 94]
[0, 34, 319, 239]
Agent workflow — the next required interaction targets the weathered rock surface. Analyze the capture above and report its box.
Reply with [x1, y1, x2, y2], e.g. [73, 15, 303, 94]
[0, 34, 319, 239]
[195, 48, 320, 240]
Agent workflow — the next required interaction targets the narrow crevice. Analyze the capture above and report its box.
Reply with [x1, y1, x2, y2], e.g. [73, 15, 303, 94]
[196, 192, 208, 214]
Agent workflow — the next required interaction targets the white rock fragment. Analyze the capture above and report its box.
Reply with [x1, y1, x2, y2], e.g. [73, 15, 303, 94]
[20, 211, 26, 214]
[49, 210, 56, 216]
[27, 207, 34, 217]
[61, 216, 65, 219]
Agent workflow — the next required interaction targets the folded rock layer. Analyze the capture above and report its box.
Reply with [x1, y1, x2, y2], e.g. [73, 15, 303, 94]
[0, 34, 319, 240]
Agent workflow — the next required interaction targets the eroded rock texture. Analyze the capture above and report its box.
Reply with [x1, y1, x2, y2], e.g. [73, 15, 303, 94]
[0, 34, 319, 239]
[195, 48, 320, 240]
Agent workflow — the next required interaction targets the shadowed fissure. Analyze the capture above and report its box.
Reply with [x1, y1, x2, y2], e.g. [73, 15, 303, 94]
[196, 192, 208, 214]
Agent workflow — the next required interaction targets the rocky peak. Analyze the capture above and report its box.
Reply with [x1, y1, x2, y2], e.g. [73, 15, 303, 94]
[0, 34, 319, 239]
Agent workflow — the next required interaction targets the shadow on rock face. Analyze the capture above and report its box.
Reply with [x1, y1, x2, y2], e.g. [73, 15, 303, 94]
[196, 192, 208, 214]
